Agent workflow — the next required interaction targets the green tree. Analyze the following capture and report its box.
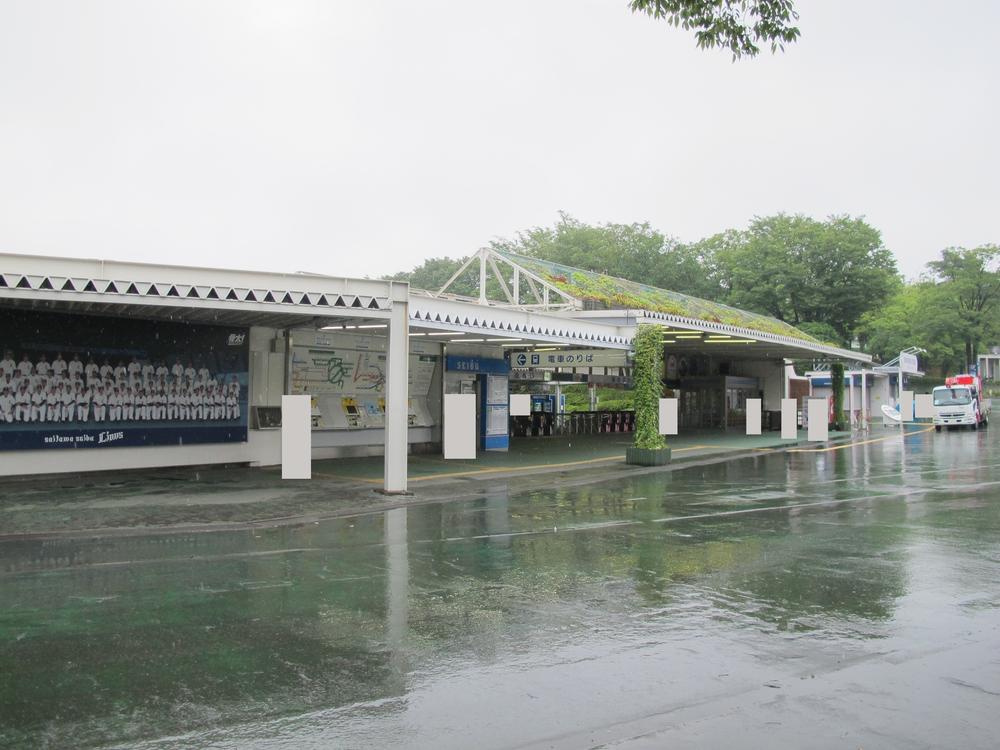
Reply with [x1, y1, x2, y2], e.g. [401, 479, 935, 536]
[629, 0, 800, 58]
[794, 321, 843, 347]
[858, 282, 967, 373]
[385, 256, 469, 292]
[926, 245, 1000, 368]
[717, 214, 899, 340]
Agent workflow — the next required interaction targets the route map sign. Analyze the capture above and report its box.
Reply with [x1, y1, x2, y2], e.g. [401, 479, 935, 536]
[511, 349, 628, 369]
[291, 347, 436, 398]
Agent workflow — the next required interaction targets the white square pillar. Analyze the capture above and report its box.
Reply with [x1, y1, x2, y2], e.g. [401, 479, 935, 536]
[383, 285, 410, 492]
[510, 394, 530, 416]
[807, 397, 829, 441]
[746, 398, 762, 436]
[444, 394, 477, 459]
[915, 393, 934, 419]
[281, 394, 311, 479]
[780, 398, 797, 439]
[899, 390, 914, 423]
[658, 398, 678, 435]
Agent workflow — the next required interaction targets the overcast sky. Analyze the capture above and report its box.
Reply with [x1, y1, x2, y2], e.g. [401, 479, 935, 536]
[1, 0, 996, 282]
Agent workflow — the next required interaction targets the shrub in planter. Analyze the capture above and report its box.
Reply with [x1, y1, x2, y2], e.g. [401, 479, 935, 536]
[626, 324, 671, 466]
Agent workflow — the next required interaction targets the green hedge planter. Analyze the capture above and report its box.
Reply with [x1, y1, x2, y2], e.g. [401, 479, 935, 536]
[626, 446, 671, 466]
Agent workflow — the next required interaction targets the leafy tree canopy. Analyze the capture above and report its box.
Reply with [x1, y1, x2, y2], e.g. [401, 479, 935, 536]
[858, 281, 969, 373]
[629, 0, 800, 58]
[719, 214, 900, 341]
[927, 246, 1000, 363]
[386, 256, 472, 293]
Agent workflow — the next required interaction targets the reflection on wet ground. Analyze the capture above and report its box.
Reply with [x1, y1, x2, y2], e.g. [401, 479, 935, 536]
[2, 428, 999, 748]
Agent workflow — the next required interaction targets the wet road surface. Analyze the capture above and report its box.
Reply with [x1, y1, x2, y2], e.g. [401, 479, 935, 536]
[2, 426, 999, 748]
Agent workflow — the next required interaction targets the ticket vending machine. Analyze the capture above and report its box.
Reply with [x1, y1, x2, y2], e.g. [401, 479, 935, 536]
[530, 394, 557, 436]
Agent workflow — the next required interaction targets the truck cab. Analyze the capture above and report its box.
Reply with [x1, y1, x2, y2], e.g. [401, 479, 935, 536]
[933, 374, 990, 430]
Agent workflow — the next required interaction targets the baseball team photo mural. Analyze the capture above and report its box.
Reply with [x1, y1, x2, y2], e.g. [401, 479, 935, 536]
[0, 309, 249, 450]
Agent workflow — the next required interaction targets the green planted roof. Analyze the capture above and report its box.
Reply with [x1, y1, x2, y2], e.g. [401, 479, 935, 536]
[498, 251, 820, 343]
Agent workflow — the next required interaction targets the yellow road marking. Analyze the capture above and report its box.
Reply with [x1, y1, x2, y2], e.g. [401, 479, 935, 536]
[409, 445, 721, 482]
[311, 471, 382, 484]
[311, 444, 720, 484]
[409, 453, 626, 482]
[787, 424, 935, 453]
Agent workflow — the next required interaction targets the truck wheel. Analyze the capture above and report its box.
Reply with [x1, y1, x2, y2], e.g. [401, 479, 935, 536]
[935, 425, 941, 432]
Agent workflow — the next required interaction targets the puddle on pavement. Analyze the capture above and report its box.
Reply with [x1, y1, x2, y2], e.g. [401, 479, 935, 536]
[2, 428, 999, 748]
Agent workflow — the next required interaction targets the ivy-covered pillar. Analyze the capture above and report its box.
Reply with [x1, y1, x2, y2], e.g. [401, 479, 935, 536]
[830, 362, 845, 430]
[626, 324, 671, 466]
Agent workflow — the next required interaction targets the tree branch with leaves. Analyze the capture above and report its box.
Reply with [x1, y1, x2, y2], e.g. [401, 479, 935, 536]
[629, 0, 800, 58]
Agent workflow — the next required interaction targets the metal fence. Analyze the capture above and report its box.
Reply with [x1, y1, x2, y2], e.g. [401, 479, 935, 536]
[511, 411, 635, 437]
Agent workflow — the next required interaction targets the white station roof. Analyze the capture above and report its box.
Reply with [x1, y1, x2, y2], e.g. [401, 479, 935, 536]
[0, 252, 399, 328]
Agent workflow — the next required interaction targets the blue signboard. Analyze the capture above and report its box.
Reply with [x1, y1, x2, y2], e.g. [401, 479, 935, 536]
[0, 310, 249, 451]
[445, 355, 509, 374]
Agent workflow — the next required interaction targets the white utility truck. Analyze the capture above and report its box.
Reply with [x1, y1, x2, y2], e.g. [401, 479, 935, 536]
[932, 374, 991, 431]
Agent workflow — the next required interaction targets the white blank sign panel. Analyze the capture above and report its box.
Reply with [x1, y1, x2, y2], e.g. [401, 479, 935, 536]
[509, 394, 531, 417]
[899, 390, 914, 422]
[915, 393, 934, 419]
[745, 398, 762, 436]
[781, 398, 797, 439]
[444, 393, 477, 459]
[281, 395, 312, 479]
[807, 398, 828, 442]
[658, 398, 678, 435]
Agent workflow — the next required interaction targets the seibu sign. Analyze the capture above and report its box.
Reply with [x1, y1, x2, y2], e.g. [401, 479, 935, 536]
[511, 349, 629, 369]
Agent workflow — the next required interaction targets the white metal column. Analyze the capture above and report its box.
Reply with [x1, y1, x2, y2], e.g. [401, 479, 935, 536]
[848, 371, 855, 429]
[860, 369, 867, 431]
[384, 285, 410, 493]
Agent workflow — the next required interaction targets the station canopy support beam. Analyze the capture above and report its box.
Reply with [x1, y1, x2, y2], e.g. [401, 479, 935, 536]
[383, 283, 410, 494]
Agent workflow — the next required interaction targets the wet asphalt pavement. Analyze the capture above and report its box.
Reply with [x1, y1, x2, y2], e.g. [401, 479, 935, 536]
[2, 426, 999, 749]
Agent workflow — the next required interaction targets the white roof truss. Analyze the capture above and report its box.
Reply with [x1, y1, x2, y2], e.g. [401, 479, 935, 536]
[432, 248, 578, 312]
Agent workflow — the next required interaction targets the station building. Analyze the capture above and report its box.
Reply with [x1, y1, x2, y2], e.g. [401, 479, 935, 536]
[806, 349, 925, 427]
[978, 346, 1000, 382]
[0, 250, 867, 492]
